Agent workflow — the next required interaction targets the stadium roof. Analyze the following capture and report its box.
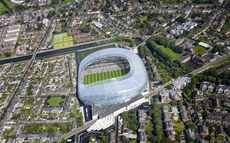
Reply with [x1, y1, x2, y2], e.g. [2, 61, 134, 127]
[78, 48, 148, 106]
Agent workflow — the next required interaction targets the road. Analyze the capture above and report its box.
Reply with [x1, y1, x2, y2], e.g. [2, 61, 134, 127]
[148, 54, 230, 97]
[190, 54, 230, 75]
[0, 37, 114, 65]
[0, 15, 55, 123]
[50, 119, 97, 143]
[0, 0, 64, 123]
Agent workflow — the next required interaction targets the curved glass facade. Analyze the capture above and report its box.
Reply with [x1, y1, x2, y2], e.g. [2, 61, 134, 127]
[78, 48, 148, 106]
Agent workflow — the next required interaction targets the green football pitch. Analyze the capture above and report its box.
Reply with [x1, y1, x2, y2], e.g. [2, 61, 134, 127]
[53, 33, 73, 49]
[84, 69, 128, 85]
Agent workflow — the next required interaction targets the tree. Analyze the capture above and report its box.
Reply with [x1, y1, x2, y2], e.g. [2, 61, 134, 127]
[161, 138, 173, 143]
[77, 116, 83, 127]
[5, 53, 11, 57]
[47, 127, 55, 133]
[59, 123, 67, 133]
[176, 16, 186, 24]
[122, 136, 129, 142]
[177, 100, 183, 106]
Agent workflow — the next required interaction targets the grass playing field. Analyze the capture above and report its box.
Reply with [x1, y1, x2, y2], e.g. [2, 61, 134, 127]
[47, 97, 65, 106]
[53, 33, 73, 49]
[193, 46, 206, 56]
[155, 43, 182, 61]
[84, 69, 128, 85]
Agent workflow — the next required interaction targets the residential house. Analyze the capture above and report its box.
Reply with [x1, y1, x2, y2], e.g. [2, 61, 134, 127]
[123, 123, 128, 134]
[163, 112, 171, 122]
[185, 129, 195, 139]
[199, 125, 209, 136]
[174, 38, 184, 46]
[162, 105, 169, 113]
[170, 90, 181, 101]
[215, 85, 230, 95]
[216, 126, 225, 136]
[171, 107, 179, 116]
[159, 90, 169, 102]
[193, 90, 204, 102]
[224, 98, 230, 107]
[170, 77, 191, 91]
[191, 112, 203, 125]
[200, 81, 215, 91]
[206, 114, 222, 124]
[180, 106, 189, 122]
[164, 121, 174, 131]
[166, 130, 175, 141]
[213, 98, 221, 112]
[138, 109, 147, 143]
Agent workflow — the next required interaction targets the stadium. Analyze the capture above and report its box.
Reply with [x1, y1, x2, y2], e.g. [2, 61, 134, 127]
[78, 48, 148, 106]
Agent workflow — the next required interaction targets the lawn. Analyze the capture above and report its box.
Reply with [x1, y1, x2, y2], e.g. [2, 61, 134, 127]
[47, 97, 65, 106]
[24, 122, 72, 133]
[193, 46, 206, 56]
[155, 44, 182, 61]
[84, 69, 128, 84]
[140, 16, 147, 23]
[173, 120, 185, 132]
[0, 54, 7, 59]
[216, 135, 224, 142]
[116, 41, 132, 46]
[0, 2, 8, 15]
[78, 44, 116, 61]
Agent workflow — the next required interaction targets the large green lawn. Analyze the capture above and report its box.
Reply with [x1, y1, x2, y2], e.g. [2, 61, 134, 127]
[155, 44, 182, 61]
[47, 97, 65, 106]
[193, 46, 206, 56]
[84, 69, 128, 85]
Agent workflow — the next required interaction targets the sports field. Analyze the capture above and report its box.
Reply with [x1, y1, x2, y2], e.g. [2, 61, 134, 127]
[53, 33, 73, 49]
[84, 69, 128, 85]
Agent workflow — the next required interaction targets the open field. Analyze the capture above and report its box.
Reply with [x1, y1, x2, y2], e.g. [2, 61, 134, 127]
[156, 44, 182, 61]
[53, 33, 73, 48]
[78, 44, 116, 61]
[193, 46, 206, 56]
[64, 36, 73, 42]
[47, 97, 65, 106]
[84, 68, 128, 84]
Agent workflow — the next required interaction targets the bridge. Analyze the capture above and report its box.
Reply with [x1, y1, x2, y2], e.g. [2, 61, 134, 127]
[0, 37, 114, 65]
[50, 119, 97, 143]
